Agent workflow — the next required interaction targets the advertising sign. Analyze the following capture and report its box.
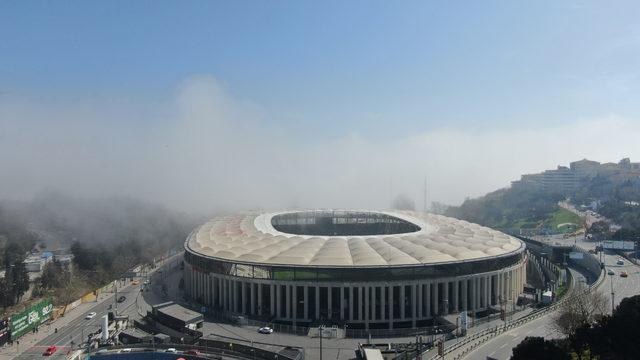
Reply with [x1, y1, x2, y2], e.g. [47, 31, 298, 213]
[9, 298, 53, 339]
[569, 251, 584, 260]
[459, 311, 468, 330]
[602, 241, 635, 251]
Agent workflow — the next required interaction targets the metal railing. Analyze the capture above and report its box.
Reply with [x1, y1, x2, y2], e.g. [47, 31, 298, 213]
[426, 267, 605, 360]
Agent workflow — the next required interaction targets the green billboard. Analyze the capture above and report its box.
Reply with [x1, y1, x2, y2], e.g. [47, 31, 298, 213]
[9, 298, 53, 339]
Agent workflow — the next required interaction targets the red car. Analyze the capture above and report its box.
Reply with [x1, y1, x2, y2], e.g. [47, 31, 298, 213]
[43, 345, 57, 356]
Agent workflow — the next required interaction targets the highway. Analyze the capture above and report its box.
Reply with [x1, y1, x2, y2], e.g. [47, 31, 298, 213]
[464, 250, 640, 360]
[14, 278, 150, 359]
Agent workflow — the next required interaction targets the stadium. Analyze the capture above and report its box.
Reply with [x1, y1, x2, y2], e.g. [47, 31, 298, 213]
[183, 210, 526, 330]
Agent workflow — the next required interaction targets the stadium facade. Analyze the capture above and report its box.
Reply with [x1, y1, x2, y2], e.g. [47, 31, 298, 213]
[183, 210, 526, 329]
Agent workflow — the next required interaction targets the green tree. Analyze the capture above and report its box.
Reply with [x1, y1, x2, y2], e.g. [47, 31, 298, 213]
[510, 336, 569, 360]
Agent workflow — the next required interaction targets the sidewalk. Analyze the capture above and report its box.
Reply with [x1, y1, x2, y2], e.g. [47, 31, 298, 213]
[0, 288, 120, 359]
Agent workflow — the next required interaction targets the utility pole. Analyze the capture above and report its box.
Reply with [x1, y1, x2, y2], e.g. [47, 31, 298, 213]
[610, 273, 615, 313]
[319, 325, 323, 360]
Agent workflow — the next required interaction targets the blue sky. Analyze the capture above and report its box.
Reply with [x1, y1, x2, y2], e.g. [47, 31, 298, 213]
[2, 1, 640, 211]
[3, 1, 639, 138]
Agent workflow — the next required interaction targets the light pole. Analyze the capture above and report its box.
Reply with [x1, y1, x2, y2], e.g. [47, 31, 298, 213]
[318, 325, 324, 360]
[609, 272, 615, 313]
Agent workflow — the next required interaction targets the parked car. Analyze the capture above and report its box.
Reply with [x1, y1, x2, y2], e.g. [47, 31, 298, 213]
[119, 348, 132, 353]
[43, 345, 57, 356]
[258, 326, 274, 334]
[165, 348, 178, 353]
[131, 280, 140, 285]
[117, 296, 126, 303]
[620, 271, 628, 278]
[85, 312, 97, 319]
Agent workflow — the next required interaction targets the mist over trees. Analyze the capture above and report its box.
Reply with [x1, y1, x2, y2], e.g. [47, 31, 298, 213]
[446, 186, 564, 229]
[0, 191, 201, 306]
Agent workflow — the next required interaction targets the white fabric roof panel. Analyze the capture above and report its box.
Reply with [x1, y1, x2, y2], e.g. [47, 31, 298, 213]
[185, 210, 525, 267]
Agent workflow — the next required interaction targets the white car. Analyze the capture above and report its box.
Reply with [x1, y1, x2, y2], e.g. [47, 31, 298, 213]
[617, 259, 625, 265]
[85, 312, 97, 319]
[165, 348, 177, 353]
[119, 348, 131, 353]
[607, 269, 615, 276]
[258, 326, 274, 334]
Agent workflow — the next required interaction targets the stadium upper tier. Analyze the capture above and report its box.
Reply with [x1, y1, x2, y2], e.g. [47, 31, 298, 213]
[185, 210, 524, 267]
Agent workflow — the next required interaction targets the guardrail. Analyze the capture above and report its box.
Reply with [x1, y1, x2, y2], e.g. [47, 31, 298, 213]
[426, 267, 606, 360]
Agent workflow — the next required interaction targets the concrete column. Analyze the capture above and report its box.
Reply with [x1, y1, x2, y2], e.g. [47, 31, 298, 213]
[250, 283, 256, 315]
[315, 286, 320, 320]
[388, 285, 394, 329]
[381, 286, 386, 321]
[276, 285, 282, 319]
[304, 286, 309, 320]
[442, 281, 449, 315]
[285, 285, 291, 319]
[400, 285, 406, 319]
[212, 276, 217, 308]
[327, 286, 332, 319]
[476, 277, 481, 310]
[433, 282, 439, 316]
[258, 283, 263, 315]
[424, 283, 431, 318]
[364, 286, 369, 329]
[292, 285, 297, 322]
[357, 287, 363, 320]
[452, 280, 459, 313]
[234, 280, 240, 312]
[340, 287, 345, 320]
[470, 278, 476, 312]
[349, 286, 354, 321]
[411, 284, 417, 327]
[485, 276, 491, 308]
[418, 284, 423, 319]
[270, 284, 275, 316]
[461, 279, 468, 311]
[371, 287, 377, 322]
[242, 282, 247, 314]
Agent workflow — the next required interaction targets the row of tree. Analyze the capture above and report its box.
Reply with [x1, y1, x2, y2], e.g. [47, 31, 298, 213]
[511, 293, 640, 360]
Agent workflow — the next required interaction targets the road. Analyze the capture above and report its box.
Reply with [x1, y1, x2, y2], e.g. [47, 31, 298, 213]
[465, 250, 640, 360]
[12, 265, 163, 360]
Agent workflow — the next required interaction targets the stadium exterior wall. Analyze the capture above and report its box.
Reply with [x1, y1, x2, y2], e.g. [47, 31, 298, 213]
[182, 250, 526, 330]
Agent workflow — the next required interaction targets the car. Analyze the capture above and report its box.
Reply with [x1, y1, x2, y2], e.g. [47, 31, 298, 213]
[96, 349, 108, 354]
[144, 279, 150, 285]
[258, 326, 274, 334]
[620, 271, 628, 278]
[617, 259, 625, 265]
[131, 280, 140, 285]
[183, 350, 200, 355]
[117, 296, 126, 303]
[85, 312, 97, 319]
[607, 269, 615, 276]
[165, 348, 177, 353]
[43, 345, 57, 356]
[119, 348, 132, 353]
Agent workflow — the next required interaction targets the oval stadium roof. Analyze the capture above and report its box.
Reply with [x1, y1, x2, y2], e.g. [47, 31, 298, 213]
[185, 210, 525, 268]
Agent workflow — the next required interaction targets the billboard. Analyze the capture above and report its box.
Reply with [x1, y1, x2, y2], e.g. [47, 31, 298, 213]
[569, 251, 584, 260]
[602, 241, 635, 251]
[9, 298, 53, 339]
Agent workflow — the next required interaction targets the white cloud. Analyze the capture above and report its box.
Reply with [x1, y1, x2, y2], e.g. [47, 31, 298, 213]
[1, 76, 638, 214]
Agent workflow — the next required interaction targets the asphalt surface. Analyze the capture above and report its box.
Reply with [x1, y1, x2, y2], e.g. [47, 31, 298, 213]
[465, 249, 640, 360]
[15, 279, 146, 359]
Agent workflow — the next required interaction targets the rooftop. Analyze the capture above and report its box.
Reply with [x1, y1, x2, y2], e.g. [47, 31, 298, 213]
[186, 210, 524, 268]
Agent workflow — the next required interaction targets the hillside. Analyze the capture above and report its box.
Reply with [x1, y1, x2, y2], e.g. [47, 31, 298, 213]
[447, 165, 640, 238]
